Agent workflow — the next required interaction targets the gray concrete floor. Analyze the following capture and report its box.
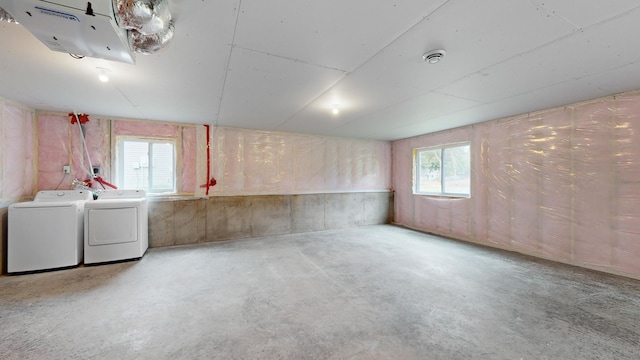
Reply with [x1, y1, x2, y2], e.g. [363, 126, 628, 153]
[1, 225, 639, 359]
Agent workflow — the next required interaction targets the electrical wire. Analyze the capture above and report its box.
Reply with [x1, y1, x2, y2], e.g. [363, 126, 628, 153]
[96, 175, 106, 190]
[73, 113, 94, 178]
[55, 173, 68, 190]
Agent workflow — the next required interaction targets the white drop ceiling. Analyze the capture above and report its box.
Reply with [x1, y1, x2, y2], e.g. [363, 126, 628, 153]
[1, 0, 639, 141]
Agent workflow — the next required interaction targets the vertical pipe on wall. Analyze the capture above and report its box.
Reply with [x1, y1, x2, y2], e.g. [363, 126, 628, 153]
[74, 113, 94, 178]
[204, 124, 211, 195]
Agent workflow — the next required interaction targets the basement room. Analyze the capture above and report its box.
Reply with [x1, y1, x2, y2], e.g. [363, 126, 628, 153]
[1, 1, 639, 359]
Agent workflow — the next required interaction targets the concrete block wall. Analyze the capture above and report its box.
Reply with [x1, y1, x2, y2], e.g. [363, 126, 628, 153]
[147, 192, 393, 248]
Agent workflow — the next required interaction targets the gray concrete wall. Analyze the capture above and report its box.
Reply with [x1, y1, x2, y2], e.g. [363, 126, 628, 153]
[0, 192, 392, 273]
[148, 192, 393, 248]
[1, 208, 7, 274]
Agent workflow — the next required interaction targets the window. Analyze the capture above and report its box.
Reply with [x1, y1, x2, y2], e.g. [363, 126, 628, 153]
[415, 142, 470, 197]
[116, 137, 176, 193]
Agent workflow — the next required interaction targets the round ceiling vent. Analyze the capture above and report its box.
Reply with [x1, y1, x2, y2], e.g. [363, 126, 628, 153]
[422, 49, 446, 64]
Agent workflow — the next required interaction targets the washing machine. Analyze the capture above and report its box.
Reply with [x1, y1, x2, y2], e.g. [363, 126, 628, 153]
[84, 189, 148, 264]
[8, 190, 93, 273]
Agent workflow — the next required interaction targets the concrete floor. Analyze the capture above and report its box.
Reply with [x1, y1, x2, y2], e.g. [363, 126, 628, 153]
[1, 225, 639, 359]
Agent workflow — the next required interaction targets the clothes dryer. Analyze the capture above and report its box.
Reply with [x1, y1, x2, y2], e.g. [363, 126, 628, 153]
[8, 190, 93, 273]
[84, 190, 148, 264]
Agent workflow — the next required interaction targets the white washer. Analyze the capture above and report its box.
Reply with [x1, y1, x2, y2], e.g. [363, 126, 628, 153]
[84, 190, 148, 264]
[8, 190, 93, 273]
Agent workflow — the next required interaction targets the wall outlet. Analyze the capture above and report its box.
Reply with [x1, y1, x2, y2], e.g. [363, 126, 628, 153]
[63, 165, 71, 174]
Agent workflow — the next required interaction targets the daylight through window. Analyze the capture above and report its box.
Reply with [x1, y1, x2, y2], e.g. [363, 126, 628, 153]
[116, 137, 176, 193]
[414, 143, 470, 197]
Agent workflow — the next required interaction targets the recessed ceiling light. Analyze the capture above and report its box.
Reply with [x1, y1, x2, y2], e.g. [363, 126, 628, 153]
[332, 105, 340, 115]
[422, 49, 446, 64]
[97, 67, 110, 82]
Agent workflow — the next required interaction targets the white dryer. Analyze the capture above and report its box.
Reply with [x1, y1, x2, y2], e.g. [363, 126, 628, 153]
[84, 190, 148, 264]
[8, 190, 93, 273]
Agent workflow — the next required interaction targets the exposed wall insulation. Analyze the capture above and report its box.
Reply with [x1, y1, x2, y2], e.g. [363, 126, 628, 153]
[392, 90, 640, 280]
[37, 113, 110, 190]
[0, 99, 35, 206]
[35, 114, 205, 194]
[34, 115, 390, 196]
[111, 119, 205, 194]
[211, 127, 391, 195]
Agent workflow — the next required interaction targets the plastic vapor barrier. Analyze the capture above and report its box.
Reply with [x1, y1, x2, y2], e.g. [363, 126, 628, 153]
[31, 113, 389, 197]
[211, 127, 391, 195]
[392, 90, 640, 279]
[0, 99, 35, 206]
[35, 113, 207, 195]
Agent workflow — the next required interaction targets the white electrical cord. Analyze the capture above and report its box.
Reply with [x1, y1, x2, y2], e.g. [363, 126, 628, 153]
[73, 112, 95, 178]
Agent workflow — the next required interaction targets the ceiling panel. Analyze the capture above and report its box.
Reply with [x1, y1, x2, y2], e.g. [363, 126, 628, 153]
[436, 53, 573, 103]
[390, 78, 612, 141]
[217, 47, 346, 129]
[583, 61, 640, 95]
[279, 0, 577, 136]
[0, 0, 238, 123]
[1, 1, 640, 140]
[530, 0, 640, 28]
[233, 0, 448, 71]
[428, 7, 640, 112]
[111, 0, 239, 123]
[327, 92, 480, 140]
[0, 23, 135, 114]
[346, 0, 578, 97]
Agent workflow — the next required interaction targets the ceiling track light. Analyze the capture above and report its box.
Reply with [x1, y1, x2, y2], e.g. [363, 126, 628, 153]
[422, 49, 446, 64]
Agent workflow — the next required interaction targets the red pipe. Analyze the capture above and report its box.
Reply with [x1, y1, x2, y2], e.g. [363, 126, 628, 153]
[205, 125, 211, 195]
[200, 124, 216, 195]
[95, 176, 118, 189]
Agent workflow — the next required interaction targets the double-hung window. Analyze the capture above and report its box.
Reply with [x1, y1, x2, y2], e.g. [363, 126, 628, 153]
[115, 137, 176, 193]
[414, 142, 470, 197]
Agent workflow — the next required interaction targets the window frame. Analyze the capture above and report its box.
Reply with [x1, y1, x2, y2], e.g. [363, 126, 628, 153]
[114, 135, 177, 194]
[413, 141, 471, 198]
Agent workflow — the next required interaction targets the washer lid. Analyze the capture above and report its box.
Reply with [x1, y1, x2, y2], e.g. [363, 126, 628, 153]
[10, 201, 78, 209]
[34, 190, 93, 202]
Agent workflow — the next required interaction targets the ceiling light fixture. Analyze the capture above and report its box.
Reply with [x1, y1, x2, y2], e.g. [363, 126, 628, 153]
[97, 67, 110, 82]
[422, 49, 446, 64]
[332, 105, 340, 115]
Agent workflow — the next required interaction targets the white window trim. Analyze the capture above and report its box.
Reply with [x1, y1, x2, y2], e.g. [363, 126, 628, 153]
[115, 135, 178, 194]
[414, 141, 471, 198]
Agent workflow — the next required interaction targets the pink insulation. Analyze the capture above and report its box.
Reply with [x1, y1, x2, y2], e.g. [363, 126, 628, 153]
[181, 126, 198, 193]
[392, 90, 640, 280]
[211, 127, 391, 195]
[113, 119, 202, 193]
[0, 100, 35, 204]
[32, 114, 388, 196]
[71, 116, 110, 179]
[35, 115, 202, 194]
[37, 114, 110, 190]
[37, 114, 71, 190]
[114, 120, 178, 137]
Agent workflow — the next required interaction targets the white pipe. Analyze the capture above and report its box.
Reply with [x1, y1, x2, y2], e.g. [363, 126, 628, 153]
[74, 113, 94, 178]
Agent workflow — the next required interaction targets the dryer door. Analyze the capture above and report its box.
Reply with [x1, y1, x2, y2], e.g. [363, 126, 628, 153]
[87, 207, 138, 245]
